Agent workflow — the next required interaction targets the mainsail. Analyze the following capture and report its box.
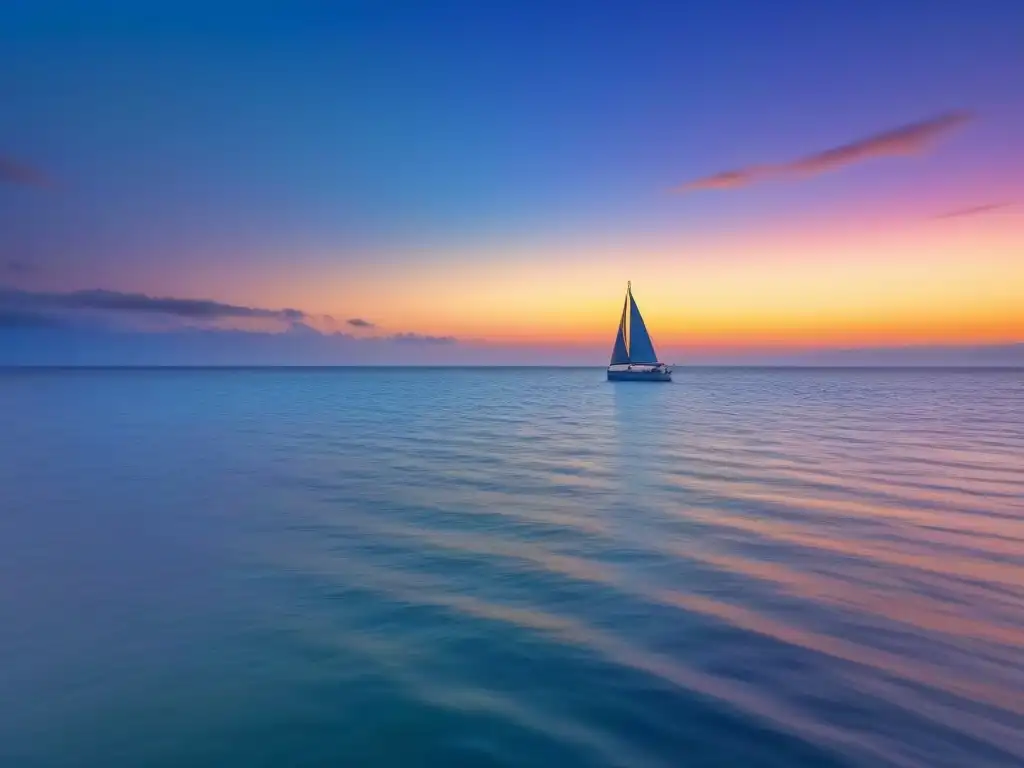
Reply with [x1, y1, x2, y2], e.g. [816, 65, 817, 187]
[627, 287, 658, 363]
[608, 282, 659, 365]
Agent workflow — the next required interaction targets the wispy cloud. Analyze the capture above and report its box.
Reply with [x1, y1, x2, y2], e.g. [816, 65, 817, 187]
[674, 111, 973, 193]
[0, 155, 53, 188]
[3, 260, 40, 276]
[387, 332, 457, 345]
[347, 317, 375, 329]
[0, 288, 305, 322]
[932, 202, 1011, 220]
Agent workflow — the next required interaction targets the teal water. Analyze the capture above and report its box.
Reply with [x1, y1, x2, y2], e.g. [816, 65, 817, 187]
[1, 368, 1022, 767]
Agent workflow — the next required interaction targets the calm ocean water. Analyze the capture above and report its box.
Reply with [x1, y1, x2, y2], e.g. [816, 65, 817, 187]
[1, 367, 1022, 767]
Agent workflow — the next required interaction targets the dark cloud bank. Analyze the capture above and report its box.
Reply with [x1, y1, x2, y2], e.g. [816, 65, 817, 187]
[0, 287, 458, 364]
[0, 287, 306, 323]
[0, 326, 466, 366]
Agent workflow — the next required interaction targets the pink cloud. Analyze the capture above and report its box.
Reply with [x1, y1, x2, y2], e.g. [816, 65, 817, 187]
[0, 154, 53, 188]
[932, 202, 1012, 220]
[674, 111, 973, 193]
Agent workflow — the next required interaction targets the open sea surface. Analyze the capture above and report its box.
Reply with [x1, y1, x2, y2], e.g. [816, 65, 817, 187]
[1, 367, 1022, 768]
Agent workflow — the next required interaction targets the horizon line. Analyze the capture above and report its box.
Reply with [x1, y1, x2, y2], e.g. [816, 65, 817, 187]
[2, 364, 1022, 372]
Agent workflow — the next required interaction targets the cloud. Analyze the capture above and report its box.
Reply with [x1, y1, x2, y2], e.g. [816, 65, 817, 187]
[674, 111, 973, 193]
[932, 202, 1011, 220]
[0, 309, 63, 329]
[346, 317, 376, 328]
[286, 321, 322, 336]
[0, 324, 468, 366]
[0, 288, 460, 354]
[675, 166, 773, 190]
[0, 155, 53, 188]
[3, 260, 39, 276]
[387, 332, 457, 345]
[0, 288, 305, 322]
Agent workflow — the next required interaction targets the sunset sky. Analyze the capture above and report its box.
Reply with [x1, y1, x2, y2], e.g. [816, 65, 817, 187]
[2, 1, 1022, 364]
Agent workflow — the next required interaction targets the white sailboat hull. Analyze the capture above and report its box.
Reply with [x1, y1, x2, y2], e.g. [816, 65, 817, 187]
[607, 364, 672, 382]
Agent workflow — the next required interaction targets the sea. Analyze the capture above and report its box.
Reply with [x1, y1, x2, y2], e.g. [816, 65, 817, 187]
[1, 367, 1022, 768]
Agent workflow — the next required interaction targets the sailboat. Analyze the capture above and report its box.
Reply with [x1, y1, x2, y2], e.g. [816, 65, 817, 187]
[607, 282, 672, 382]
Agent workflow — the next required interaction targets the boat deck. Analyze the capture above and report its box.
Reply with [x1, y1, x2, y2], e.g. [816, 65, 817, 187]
[607, 366, 672, 382]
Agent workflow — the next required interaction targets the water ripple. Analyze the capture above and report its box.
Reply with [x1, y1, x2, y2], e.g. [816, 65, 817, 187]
[1, 367, 1021, 767]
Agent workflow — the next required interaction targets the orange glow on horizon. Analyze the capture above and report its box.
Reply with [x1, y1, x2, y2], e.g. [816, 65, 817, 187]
[190, 210, 1024, 350]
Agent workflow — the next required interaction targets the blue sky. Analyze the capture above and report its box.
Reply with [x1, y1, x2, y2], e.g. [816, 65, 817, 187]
[2, 0, 1023, 364]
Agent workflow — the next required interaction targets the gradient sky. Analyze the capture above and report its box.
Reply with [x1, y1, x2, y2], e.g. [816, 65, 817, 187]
[2, 0, 1023, 363]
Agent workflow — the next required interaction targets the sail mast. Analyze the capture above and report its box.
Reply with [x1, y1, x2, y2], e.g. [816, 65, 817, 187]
[626, 281, 632, 356]
[609, 282, 631, 365]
